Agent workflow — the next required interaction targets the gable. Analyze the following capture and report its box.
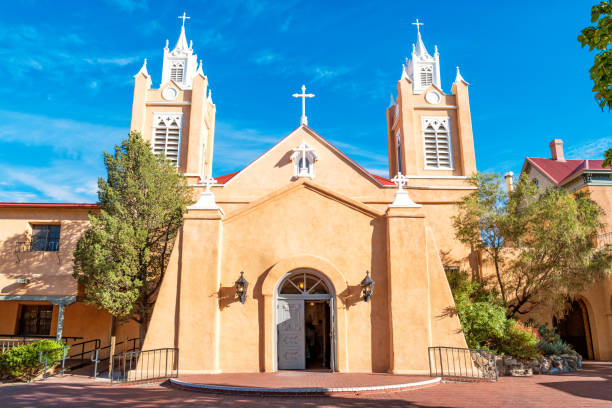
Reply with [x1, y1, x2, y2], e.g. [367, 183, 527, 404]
[215, 126, 392, 202]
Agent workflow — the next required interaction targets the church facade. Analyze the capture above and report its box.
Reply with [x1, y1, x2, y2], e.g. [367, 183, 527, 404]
[0, 20, 479, 374]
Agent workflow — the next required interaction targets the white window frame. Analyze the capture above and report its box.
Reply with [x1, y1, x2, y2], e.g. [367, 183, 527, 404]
[152, 112, 183, 167]
[422, 116, 453, 170]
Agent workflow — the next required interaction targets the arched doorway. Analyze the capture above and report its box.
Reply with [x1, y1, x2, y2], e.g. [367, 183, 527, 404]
[554, 299, 594, 360]
[275, 269, 336, 371]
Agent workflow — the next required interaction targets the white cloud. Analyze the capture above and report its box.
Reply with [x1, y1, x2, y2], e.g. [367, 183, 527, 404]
[565, 137, 612, 160]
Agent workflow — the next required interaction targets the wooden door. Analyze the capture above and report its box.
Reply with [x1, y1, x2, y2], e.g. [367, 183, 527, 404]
[277, 299, 305, 369]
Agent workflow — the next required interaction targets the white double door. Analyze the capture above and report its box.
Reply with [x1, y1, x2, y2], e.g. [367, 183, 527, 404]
[277, 299, 306, 370]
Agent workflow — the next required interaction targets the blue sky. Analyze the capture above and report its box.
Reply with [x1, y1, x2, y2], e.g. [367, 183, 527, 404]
[0, 0, 609, 202]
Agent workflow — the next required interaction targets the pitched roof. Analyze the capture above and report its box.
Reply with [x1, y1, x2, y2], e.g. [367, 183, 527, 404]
[214, 125, 394, 188]
[526, 157, 608, 185]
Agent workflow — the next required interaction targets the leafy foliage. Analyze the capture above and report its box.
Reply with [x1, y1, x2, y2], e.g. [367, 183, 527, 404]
[0, 340, 66, 381]
[578, 1, 612, 111]
[501, 320, 540, 359]
[73, 131, 193, 337]
[453, 173, 611, 317]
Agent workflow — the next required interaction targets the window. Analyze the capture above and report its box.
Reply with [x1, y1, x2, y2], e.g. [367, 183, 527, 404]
[422, 117, 452, 169]
[280, 272, 330, 295]
[30, 224, 60, 251]
[290, 142, 317, 178]
[19, 305, 53, 335]
[170, 61, 184, 83]
[396, 130, 403, 174]
[420, 66, 433, 87]
[152, 113, 183, 166]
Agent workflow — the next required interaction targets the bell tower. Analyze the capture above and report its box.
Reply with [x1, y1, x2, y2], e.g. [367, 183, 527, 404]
[129, 13, 216, 184]
[386, 20, 476, 178]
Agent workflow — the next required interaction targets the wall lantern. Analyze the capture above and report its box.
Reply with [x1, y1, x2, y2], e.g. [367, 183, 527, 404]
[235, 272, 249, 304]
[361, 271, 375, 303]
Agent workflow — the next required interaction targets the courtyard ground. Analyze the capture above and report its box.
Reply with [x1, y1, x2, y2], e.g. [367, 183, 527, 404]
[0, 361, 610, 407]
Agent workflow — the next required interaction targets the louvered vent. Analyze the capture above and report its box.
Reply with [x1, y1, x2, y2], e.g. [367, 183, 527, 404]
[170, 62, 184, 83]
[152, 113, 183, 166]
[422, 117, 452, 169]
[420, 66, 433, 87]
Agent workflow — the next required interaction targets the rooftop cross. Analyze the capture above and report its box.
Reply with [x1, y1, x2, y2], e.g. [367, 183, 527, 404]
[412, 18, 423, 35]
[178, 12, 190, 28]
[202, 175, 217, 192]
[391, 173, 410, 192]
[292, 84, 315, 126]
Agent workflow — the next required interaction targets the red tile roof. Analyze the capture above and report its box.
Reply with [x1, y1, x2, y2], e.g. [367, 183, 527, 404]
[0, 202, 99, 209]
[214, 171, 239, 185]
[370, 173, 395, 185]
[526, 158, 608, 185]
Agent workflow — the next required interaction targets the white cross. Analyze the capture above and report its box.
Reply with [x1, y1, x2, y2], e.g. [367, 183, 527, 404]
[292, 141, 316, 176]
[412, 18, 423, 35]
[292, 84, 315, 126]
[391, 173, 410, 191]
[178, 12, 190, 28]
[202, 175, 217, 192]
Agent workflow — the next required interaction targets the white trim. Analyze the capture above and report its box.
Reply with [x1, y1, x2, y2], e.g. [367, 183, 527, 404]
[407, 186, 476, 190]
[146, 101, 191, 105]
[415, 104, 456, 109]
[406, 175, 469, 179]
[183, 173, 201, 177]
[424, 166, 455, 171]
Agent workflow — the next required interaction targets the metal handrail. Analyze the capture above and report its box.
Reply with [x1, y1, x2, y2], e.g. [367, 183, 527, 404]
[90, 338, 140, 378]
[597, 232, 612, 248]
[110, 348, 179, 384]
[39, 346, 68, 380]
[0, 338, 39, 352]
[0, 334, 82, 344]
[428, 346, 497, 381]
[68, 338, 100, 363]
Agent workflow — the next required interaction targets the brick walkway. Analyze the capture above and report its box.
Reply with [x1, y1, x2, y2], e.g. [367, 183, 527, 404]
[1, 362, 611, 407]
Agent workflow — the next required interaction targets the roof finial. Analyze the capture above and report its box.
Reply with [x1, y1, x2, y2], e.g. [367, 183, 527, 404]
[137, 58, 149, 77]
[292, 84, 315, 126]
[412, 18, 423, 36]
[207, 89, 213, 103]
[178, 12, 190, 28]
[196, 59, 204, 76]
[454, 66, 468, 84]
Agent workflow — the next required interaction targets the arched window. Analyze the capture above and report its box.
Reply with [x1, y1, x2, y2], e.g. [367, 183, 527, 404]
[422, 117, 452, 169]
[153, 113, 182, 166]
[280, 272, 330, 295]
[290, 142, 317, 178]
[420, 66, 433, 87]
[396, 130, 403, 174]
[170, 61, 184, 83]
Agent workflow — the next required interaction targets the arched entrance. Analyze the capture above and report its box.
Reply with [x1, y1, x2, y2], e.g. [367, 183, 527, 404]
[554, 299, 594, 360]
[275, 269, 336, 371]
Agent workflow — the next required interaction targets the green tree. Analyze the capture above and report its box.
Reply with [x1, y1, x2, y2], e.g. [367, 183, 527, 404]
[73, 131, 194, 341]
[578, 1, 612, 111]
[453, 173, 611, 318]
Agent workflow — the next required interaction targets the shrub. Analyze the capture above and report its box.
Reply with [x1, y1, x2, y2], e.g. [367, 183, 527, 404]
[0, 340, 67, 382]
[455, 298, 507, 349]
[501, 320, 541, 359]
[537, 324, 575, 356]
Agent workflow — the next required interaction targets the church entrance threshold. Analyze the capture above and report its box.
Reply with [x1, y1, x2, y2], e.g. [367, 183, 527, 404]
[276, 270, 335, 371]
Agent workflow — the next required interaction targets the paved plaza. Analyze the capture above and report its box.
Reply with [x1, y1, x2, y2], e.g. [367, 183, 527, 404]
[0, 362, 610, 407]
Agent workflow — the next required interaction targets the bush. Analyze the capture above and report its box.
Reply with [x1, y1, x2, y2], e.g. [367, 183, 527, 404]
[501, 320, 541, 359]
[537, 324, 574, 356]
[456, 298, 507, 349]
[0, 340, 67, 382]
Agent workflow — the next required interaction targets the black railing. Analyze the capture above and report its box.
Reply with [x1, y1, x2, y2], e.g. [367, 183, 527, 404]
[90, 338, 140, 378]
[428, 346, 497, 381]
[110, 348, 179, 384]
[67, 338, 100, 369]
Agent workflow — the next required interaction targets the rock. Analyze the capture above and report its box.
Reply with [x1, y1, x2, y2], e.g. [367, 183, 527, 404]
[567, 359, 577, 371]
[510, 367, 533, 376]
[548, 367, 561, 374]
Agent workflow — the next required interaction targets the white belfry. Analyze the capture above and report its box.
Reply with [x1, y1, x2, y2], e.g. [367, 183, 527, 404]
[292, 85, 315, 126]
[389, 173, 421, 208]
[291, 140, 317, 178]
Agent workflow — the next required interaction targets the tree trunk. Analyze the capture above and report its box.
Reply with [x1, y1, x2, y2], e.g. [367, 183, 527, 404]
[138, 311, 151, 348]
[493, 254, 507, 306]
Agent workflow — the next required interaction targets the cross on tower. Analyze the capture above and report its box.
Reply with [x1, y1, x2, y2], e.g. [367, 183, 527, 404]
[292, 84, 315, 126]
[202, 175, 217, 192]
[391, 173, 410, 192]
[178, 12, 190, 28]
[412, 18, 423, 35]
